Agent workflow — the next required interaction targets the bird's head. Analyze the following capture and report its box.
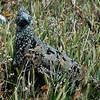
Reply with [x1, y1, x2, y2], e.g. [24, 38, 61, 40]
[15, 9, 32, 28]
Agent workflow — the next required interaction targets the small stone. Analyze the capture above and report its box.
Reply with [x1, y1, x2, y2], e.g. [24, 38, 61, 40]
[0, 15, 6, 24]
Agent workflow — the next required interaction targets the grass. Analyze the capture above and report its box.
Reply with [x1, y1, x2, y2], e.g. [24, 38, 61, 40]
[0, 0, 100, 100]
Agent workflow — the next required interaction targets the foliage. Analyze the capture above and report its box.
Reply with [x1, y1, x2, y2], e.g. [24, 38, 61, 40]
[0, 0, 100, 100]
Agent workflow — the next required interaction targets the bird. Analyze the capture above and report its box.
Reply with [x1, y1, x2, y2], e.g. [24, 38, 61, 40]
[13, 9, 82, 88]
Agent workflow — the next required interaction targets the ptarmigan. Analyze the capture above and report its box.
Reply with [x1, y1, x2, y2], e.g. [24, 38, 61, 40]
[13, 9, 82, 87]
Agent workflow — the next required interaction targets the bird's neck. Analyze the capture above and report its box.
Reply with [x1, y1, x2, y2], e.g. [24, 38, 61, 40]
[16, 25, 31, 32]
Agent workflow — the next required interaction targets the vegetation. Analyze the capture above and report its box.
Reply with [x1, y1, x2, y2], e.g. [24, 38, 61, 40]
[0, 0, 100, 100]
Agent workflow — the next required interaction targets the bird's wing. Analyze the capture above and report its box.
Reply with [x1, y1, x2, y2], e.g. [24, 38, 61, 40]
[25, 41, 81, 76]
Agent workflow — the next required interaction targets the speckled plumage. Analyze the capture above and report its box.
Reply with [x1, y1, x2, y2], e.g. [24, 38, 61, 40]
[13, 9, 82, 86]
